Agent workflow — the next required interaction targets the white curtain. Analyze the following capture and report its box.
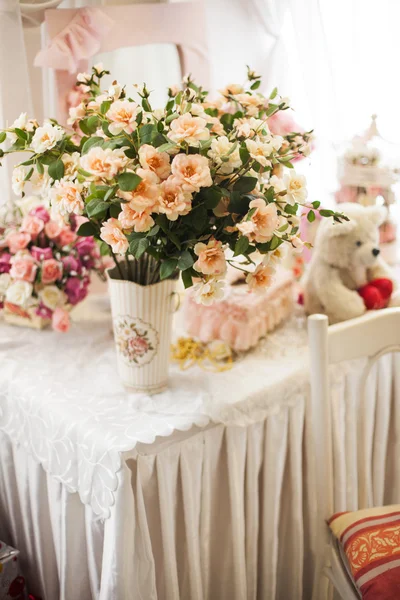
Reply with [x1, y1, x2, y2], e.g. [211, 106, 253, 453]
[0, 0, 32, 208]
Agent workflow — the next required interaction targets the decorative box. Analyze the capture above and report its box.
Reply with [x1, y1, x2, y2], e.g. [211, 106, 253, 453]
[184, 269, 295, 352]
[3, 303, 50, 330]
[0, 541, 28, 600]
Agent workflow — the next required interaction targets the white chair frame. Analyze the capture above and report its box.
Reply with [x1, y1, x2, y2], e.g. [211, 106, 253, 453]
[308, 309, 400, 600]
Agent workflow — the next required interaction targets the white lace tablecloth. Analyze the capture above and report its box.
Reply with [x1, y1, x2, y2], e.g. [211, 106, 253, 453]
[0, 295, 309, 519]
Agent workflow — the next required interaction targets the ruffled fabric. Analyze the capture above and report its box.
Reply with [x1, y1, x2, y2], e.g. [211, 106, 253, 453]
[35, 7, 113, 73]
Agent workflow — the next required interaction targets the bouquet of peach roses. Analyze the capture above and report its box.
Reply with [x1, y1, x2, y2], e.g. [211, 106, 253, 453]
[0, 65, 345, 304]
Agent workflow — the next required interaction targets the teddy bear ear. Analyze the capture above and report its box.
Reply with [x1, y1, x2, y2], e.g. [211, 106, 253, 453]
[366, 205, 387, 226]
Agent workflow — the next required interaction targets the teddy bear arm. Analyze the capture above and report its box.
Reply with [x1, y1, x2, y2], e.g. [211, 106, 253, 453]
[368, 258, 394, 285]
[316, 268, 366, 323]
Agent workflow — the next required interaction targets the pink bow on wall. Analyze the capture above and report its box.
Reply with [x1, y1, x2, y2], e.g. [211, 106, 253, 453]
[35, 7, 113, 73]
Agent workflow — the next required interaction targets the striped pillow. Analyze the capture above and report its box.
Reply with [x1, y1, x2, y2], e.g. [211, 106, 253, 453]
[329, 505, 400, 599]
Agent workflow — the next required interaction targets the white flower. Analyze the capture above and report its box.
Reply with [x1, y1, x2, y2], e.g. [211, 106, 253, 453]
[234, 117, 265, 138]
[108, 82, 122, 99]
[31, 123, 64, 154]
[283, 171, 308, 205]
[219, 83, 244, 97]
[0, 273, 11, 297]
[193, 279, 225, 306]
[246, 136, 282, 167]
[290, 235, 305, 253]
[15, 195, 46, 216]
[93, 63, 104, 74]
[268, 175, 286, 195]
[67, 103, 86, 125]
[266, 245, 287, 266]
[12, 166, 27, 196]
[6, 280, 33, 307]
[31, 168, 52, 197]
[50, 180, 84, 216]
[208, 136, 241, 175]
[12, 112, 28, 130]
[39, 285, 66, 310]
[77, 72, 90, 83]
[61, 152, 80, 180]
[280, 96, 290, 109]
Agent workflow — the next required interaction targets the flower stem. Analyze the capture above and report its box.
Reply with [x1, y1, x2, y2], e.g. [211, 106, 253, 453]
[111, 249, 124, 280]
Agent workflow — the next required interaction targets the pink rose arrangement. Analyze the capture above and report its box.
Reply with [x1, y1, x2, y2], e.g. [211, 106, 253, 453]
[0, 206, 104, 331]
[0, 65, 346, 304]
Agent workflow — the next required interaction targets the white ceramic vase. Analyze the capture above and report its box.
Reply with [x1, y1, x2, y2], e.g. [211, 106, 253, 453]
[107, 266, 177, 394]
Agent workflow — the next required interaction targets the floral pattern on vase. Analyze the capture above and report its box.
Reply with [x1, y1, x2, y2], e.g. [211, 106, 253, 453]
[113, 315, 159, 367]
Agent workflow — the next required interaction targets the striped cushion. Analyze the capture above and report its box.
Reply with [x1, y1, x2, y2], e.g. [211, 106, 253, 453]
[329, 505, 400, 599]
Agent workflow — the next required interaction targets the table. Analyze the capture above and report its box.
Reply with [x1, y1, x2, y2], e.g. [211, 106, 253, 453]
[0, 296, 399, 600]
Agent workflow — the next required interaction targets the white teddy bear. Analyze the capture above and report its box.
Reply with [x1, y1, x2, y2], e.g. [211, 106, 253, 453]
[303, 203, 398, 324]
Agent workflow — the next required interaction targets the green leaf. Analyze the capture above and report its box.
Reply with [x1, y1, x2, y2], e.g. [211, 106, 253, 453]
[160, 258, 178, 280]
[167, 230, 181, 250]
[193, 205, 208, 232]
[117, 172, 142, 192]
[104, 186, 116, 201]
[250, 80, 261, 90]
[77, 221, 98, 237]
[36, 160, 44, 175]
[24, 167, 33, 181]
[100, 100, 112, 115]
[129, 237, 149, 258]
[147, 224, 160, 237]
[102, 121, 112, 138]
[82, 136, 103, 155]
[239, 147, 250, 162]
[220, 113, 234, 131]
[202, 186, 222, 209]
[177, 250, 194, 271]
[157, 142, 177, 153]
[142, 98, 152, 112]
[284, 203, 298, 216]
[109, 203, 122, 219]
[234, 236, 250, 257]
[86, 115, 100, 133]
[229, 191, 251, 215]
[166, 112, 179, 125]
[14, 128, 28, 141]
[280, 159, 294, 169]
[269, 235, 281, 251]
[86, 199, 109, 219]
[48, 159, 65, 181]
[307, 210, 316, 223]
[181, 268, 193, 289]
[233, 177, 258, 194]
[312, 200, 321, 209]
[265, 186, 275, 203]
[79, 119, 91, 136]
[0, 132, 6, 144]
[320, 209, 335, 218]
[270, 87, 278, 99]
[139, 123, 156, 145]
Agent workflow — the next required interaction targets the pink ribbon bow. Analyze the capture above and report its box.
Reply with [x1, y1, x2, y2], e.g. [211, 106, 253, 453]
[35, 8, 113, 73]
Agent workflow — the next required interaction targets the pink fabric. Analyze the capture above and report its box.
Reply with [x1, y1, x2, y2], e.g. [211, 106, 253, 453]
[35, 8, 113, 74]
[36, 2, 210, 124]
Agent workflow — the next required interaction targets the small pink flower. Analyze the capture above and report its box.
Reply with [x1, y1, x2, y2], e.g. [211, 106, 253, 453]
[129, 335, 149, 356]
[117, 168, 159, 212]
[52, 307, 70, 333]
[169, 112, 210, 147]
[158, 176, 192, 221]
[138, 145, 171, 180]
[9, 257, 37, 283]
[29, 206, 50, 223]
[7, 232, 31, 254]
[20, 216, 44, 240]
[58, 228, 77, 247]
[171, 154, 212, 192]
[80, 147, 127, 181]
[118, 204, 155, 233]
[100, 218, 128, 255]
[0, 253, 11, 273]
[41, 258, 63, 284]
[31, 246, 53, 261]
[237, 199, 279, 243]
[246, 263, 275, 293]
[194, 238, 227, 276]
[106, 100, 140, 135]
[44, 220, 63, 240]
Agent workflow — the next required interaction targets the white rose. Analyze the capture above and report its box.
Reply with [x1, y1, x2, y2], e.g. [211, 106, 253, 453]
[15, 195, 44, 216]
[283, 171, 308, 205]
[77, 72, 90, 83]
[39, 285, 66, 310]
[31, 123, 64, 154]
[208, 136, 241, 174]
[12, 166, 28, 196]
[193, 279, 225, 306]
[12, 112, 28, 129]
[0, 273, 11, 297]
[6, 280, 33, 306]
[108, 82, 122, 99]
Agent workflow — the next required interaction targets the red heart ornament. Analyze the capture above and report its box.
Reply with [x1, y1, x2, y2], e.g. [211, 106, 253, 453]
[358, 278, 393, 310]
[369, 278, 393, 301]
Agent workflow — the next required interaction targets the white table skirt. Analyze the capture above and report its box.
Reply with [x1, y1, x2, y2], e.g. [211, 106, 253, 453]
[1, 299, 400, 599]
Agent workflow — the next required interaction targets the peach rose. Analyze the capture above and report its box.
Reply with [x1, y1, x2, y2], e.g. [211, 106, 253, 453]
[100, 218, 129, 255]
[237, 198, 279, 243]
[59, 228, 78, 247]
[171, 154, 212, 192]
[9, 257, 37, 283]
[52, 307, 70, 333]
[7, 232, 31, 254]
[20, 216, 44, 240]
[138, 145, 171, 180]
[158, 177, 192, 221]
[118, 204, 154, 233]
[117, 168, 159, 212]
[234, 93, 264, 116]
[169, 113, 210, 147]
[44, 220, 63, 240]
[50, 181, 84, 217]
[80, 147, 127, 181]
[193, 238, 226, 276]
[106, 100, 140, 135]
[41, 258, 63, 284]
[246, 263, 275, 293]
